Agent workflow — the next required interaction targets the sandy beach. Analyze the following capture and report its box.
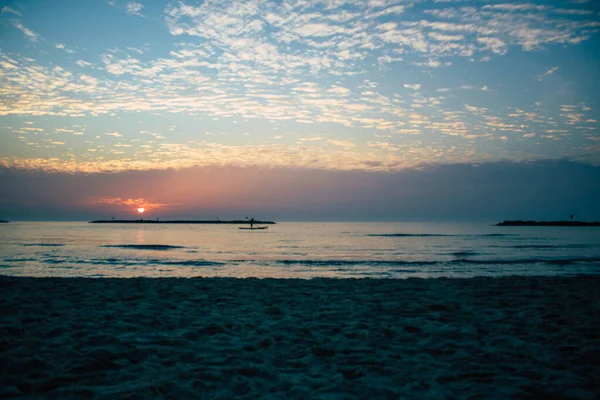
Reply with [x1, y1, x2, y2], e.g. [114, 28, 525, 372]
[1, 276, 599, 399]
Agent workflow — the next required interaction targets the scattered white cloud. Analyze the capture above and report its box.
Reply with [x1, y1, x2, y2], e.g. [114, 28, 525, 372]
[327, 139, 356, 147]
[126, 2, 144, 17]
[12, 21, 39, 41]
[1, 6, 21, 16]
[0, 0, 598, 172]
[76, 60, 93, 67]
[538, 67, 559, 81]
[477, 37, 507, 55]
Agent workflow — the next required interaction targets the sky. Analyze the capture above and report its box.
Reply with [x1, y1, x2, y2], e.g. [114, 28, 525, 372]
[0, 0, 599, 220]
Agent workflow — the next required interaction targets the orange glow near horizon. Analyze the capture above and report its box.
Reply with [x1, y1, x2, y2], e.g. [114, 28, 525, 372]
[84, 197, 178, 212]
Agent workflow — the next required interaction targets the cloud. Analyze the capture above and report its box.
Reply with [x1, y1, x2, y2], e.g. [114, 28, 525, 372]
[328, 86, 351, 96]
[482, 4, 542, 12]
[12, 21, 39, 41]
[76, 60, 93, 67]
[476, 37, 507, 55]
[1, 6, 21, 16]
[1, 0, 598, 175]
[108, 1, 144, 17]
[1, 161, 599, 221]
[553, 8, 593, 15]
[537, 66, 559, 81]
[125, 2, 144, 16]
[327, 139, 356, 148]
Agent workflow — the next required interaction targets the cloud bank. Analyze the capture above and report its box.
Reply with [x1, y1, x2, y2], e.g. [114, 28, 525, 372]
[1, 160, 598, 221]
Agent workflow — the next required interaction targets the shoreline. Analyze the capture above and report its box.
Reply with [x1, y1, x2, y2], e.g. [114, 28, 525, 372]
[2, 275, 599, 398]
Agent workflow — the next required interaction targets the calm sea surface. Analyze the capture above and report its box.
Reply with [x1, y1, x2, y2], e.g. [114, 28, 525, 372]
[0, 222, 599, 278]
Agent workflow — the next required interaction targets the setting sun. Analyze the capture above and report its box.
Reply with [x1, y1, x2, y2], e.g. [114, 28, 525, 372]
[137, 207, 145, 213]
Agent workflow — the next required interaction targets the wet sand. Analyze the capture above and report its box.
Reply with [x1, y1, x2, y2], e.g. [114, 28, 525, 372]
[1, 276, 599, 399]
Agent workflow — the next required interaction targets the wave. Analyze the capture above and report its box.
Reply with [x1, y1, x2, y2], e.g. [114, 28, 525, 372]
[273, 260, 439, 266]
[16, 255, 600, 270]
[367, 233, 518, 238]
[389, 269, 420, 274]
[451, 257, 600, 266]
[368, 234, 453, 237]
[508, 244, 594, 249]
[264, 257, 600, 267]
[153, 260, 224, 267]
[508, 244, 561, 249]
[85, 258, 223, 267]
[86, 258, 143, 266]
[23, 255, 223, 268]
[22, 243, 64, 247]
[451, 251, 479, 257]
[3, 257, 38, 262]
[42, 258, 68, 264]
[100, 244, 185, 250]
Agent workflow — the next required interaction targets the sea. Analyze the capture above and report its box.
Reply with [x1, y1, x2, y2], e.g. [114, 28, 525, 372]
[1, 222, 599, 279]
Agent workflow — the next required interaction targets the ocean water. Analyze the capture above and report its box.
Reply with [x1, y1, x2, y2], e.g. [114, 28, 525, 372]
[0, 221, 599, 278]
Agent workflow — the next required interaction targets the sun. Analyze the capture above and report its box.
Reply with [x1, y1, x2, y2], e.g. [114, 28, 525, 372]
[137, 207, 145, 213]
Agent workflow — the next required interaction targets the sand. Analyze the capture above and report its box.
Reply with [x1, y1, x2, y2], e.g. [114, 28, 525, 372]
[1, 276, 599, 399]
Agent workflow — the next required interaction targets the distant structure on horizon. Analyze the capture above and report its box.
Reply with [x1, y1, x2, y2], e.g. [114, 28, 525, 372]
[496, 220, 600, 227]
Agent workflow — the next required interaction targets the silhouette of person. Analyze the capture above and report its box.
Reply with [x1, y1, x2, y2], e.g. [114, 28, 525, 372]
[250, 218, 255, 228]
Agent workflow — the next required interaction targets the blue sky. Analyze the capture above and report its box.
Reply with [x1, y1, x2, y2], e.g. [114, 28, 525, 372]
[1, 0, 598, 174]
